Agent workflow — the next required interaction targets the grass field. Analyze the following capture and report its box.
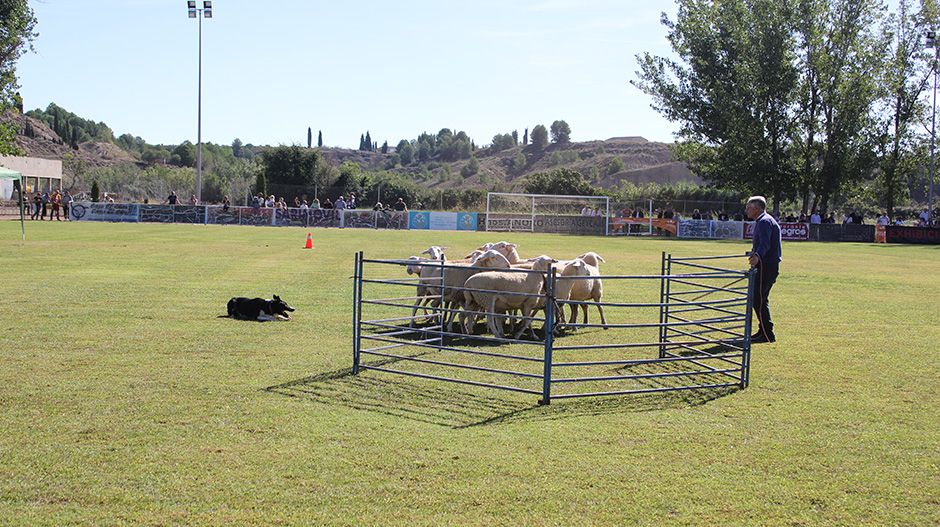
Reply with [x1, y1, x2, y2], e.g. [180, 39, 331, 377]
[1, 221, 938, 526]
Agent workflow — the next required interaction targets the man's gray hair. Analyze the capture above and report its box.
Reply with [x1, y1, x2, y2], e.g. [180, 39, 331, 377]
[747, 196, 767, 210]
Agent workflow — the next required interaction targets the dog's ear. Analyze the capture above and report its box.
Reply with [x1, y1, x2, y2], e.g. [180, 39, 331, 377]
[274, 295, 280, 301]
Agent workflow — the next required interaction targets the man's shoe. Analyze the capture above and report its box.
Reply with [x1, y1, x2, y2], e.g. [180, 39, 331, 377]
[751, 332, 775, 343]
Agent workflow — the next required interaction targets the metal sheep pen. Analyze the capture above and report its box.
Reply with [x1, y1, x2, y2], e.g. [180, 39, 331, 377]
[352, 252, 756, 405]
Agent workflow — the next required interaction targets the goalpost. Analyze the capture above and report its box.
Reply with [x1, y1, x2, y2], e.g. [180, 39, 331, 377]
[485, 193, 610, 234]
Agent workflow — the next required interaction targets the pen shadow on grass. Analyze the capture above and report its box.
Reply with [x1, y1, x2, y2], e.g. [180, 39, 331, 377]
[264, 356, 739, 429]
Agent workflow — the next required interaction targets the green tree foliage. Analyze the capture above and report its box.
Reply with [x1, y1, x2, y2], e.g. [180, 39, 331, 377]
[512, 152, 527, 172]
[307, 127, 312, 149]
[231, 138, 243, 158]
[530, 124, 548, 150]
[634, 0, 801, 213]
[26, 103, 114, 145]
[549, 151, 563, 167]
[91, 180, 101, 202]
[0, 0, 36, 154]
[870, 0, 929, 218]
[460, 156, 480, 178]
[524, 168, 597, 196]
[608, 157, 626, 175]
[259, 144, 321, 186]
[550, 120, 571, 144]
[491, 133, 516, 153]
[172, 141, 197, 168]
[318, 130, 323, 148]
[396, 139, 415, 165]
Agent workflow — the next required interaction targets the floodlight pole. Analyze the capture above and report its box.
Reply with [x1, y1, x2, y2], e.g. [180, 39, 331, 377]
[188, 1, 212, 204]
[929, 31, 937, 225]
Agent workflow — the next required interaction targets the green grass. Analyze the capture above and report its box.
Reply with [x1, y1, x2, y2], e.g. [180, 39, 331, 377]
[1, 221, 938, 526]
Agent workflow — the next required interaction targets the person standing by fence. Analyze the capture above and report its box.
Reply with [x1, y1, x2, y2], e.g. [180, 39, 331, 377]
[746, 196, 782, 343]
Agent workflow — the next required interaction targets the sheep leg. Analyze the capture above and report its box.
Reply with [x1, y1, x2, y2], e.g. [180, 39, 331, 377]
[485, 297, 505, 338]
[511, 304, 534, 340]
[595, 302, 608, 329]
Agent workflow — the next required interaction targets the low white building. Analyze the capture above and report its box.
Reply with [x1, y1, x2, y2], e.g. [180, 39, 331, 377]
[0, 155, 63, 200]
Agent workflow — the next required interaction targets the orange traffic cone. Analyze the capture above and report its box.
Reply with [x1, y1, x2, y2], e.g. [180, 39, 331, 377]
[304, 232, 313, 249]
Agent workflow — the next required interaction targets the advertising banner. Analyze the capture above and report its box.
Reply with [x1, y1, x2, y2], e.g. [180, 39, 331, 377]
[744, 221, 809, 241]
[408, 212, 478, 231]
[70, 202, 138, 222]
[885, 225, 940, 244]
[677, 220, 745, 240]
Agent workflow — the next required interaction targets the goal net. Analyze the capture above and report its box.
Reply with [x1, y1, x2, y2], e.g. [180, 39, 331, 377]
[485, 193, 610, 233]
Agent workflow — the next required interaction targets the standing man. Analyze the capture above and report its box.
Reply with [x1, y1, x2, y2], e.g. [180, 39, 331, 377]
[746, 196, 782, 343]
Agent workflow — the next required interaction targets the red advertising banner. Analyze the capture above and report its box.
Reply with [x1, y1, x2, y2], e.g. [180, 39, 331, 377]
[743, 222, 809, 241]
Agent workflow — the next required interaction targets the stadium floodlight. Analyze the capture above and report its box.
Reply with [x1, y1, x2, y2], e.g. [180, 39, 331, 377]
[187, 1, 213, 204]
[929, 31, 937, 225]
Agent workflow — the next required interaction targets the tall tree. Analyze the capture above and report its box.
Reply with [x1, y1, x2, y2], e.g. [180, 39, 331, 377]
[794, 0, 885, 215]
[870, 0, 931, 218]
[259, 144, 321, 186]
[307, 127, 312, 149]
[550, 120, 571, 144]
[231, 138, 243, 158]
[634, 0, 802, 213]
[0, 0, 36, 154]
[530, 124, 548, 150]
[318, 130, 323, 147]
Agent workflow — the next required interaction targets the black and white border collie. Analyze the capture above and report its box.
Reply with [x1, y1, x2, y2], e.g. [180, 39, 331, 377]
[227, 295, 295, 321]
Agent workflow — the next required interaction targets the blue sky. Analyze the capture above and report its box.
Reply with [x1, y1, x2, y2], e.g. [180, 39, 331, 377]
[16, 0, 681, 150]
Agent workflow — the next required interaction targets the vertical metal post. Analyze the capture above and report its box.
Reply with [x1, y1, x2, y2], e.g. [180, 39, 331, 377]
[740, 266, 757, 387]
[539, 265, 556, 405]
[352, 251, 363, 374]
[658, 252, 671, 358]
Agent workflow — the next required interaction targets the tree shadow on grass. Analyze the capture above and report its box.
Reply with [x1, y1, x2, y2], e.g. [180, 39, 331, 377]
[264, 358, 740, 429]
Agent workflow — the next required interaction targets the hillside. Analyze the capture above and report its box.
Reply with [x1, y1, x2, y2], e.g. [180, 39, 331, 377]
[321, 136, 697, 192]
[9, 112, 138, 168]
[6, 111, 696, 190]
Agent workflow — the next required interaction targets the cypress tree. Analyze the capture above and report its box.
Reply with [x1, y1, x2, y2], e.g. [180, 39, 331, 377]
[318, 130, 323, 147]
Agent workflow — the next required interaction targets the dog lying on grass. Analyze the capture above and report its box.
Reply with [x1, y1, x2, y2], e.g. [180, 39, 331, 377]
[227, 295, 295, 321]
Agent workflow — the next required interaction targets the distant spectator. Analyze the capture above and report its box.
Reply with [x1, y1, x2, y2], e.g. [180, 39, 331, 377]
[189, 194, 198, 206]
[919, 208, 930, 224]
[581, 206, 592, 216]
[50, 191, 61, 221]
[394, 197, 408, 211]
[810, 211, 821, 224]
[876, 213, 889, 226]
[733, 210, 744, 221]
[311, 198, 320, 209]
[718, 210, 729, 221]
[335, 196, 347, 211]
[62, 191, 72, 220]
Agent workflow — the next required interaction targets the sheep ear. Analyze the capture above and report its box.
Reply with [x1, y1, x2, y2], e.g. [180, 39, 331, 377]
[421, 248, 431, 255]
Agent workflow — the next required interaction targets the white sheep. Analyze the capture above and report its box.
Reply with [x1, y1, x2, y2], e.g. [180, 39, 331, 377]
[462, 255, 557, 340]
[478, 241, 521, 264]
[439, 249, 512, 332]
[405, 246, 449, 326]
[558, 251, 608, 328]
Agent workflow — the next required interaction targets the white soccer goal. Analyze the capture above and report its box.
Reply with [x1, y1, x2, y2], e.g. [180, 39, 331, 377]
[485, 193, 610, 233]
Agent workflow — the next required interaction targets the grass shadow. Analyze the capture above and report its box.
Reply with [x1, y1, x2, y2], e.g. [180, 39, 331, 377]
[265, 357, 740, 429]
